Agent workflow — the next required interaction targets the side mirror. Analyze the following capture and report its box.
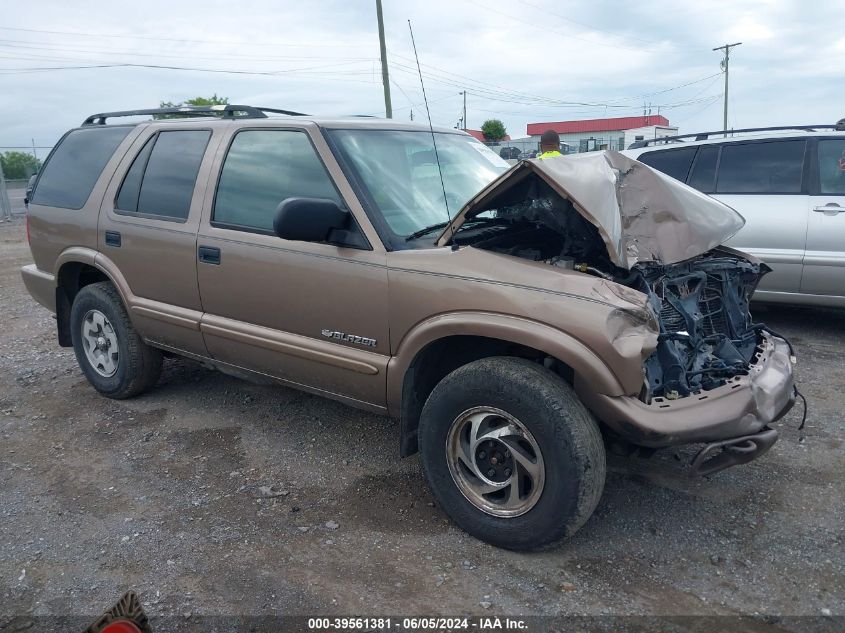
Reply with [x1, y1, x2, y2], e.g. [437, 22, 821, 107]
[273, 197, 368, 249]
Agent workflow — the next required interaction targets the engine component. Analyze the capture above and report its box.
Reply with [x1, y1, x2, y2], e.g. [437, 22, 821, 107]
[451, 179, 772, 403]
[635, 254, 764, 401]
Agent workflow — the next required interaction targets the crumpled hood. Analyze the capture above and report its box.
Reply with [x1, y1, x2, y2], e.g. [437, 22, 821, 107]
[436, 150, 746, 269]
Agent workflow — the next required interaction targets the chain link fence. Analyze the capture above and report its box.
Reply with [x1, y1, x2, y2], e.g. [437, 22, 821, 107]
[0, 161, 14, 221]
[1, 144, 47, 219]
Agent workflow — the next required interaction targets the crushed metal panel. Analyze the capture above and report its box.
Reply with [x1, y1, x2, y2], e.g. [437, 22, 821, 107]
[438, 150, 746, 269]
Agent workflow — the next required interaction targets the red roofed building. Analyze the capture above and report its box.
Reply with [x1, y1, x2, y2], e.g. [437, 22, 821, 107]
[526, 115, 677, 153]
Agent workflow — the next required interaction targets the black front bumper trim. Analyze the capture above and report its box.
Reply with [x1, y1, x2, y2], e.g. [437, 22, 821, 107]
[689, 427, 779, 477]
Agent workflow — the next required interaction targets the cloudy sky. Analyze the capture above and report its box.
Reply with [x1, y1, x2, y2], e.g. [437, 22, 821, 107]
[1, 0, 842, 153]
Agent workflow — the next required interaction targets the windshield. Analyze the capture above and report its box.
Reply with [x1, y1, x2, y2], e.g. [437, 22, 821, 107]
[329, 129, 509, 238]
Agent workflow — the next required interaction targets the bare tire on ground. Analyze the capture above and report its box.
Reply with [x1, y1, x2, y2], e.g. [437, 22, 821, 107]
[418, 356, 606, 550]
[70, 281, 162, 399]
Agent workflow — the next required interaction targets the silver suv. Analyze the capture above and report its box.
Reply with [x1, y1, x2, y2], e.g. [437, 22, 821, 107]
[623, 123, 845, 307]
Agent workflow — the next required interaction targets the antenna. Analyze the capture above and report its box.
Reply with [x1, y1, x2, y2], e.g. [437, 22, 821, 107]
[408, 19, 451, 223]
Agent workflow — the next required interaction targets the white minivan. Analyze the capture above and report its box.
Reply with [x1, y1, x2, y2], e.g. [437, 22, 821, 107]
[623, 124, 845, 307]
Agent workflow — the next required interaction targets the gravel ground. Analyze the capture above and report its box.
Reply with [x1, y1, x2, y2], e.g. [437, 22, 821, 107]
[0, 218, 842, 623]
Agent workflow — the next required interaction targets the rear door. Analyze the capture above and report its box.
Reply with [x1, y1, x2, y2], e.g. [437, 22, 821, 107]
[709, 139, 809, 294]
[98, 126, 221, 355]
[801, 137, 845, 298]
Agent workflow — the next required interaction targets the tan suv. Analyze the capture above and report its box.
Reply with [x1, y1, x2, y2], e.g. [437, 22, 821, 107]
[21, 105, 797, 550]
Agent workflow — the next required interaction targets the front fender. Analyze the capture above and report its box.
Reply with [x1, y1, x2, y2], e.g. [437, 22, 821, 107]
[386, 311, 627, 417]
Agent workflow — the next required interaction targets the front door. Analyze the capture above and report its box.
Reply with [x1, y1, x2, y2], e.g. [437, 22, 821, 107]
[801, 137, 845, 298]
[195, 125, 389, 411]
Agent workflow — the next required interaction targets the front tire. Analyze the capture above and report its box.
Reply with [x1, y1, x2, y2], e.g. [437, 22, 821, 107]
[70, 282, 162, 399]
[419, 357, 606, 550]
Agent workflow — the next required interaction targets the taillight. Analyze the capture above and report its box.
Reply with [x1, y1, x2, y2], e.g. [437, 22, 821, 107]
[25, 212, 30, 244]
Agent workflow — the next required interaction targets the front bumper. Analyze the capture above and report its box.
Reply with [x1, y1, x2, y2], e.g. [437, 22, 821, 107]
[578, 333, 795, 448]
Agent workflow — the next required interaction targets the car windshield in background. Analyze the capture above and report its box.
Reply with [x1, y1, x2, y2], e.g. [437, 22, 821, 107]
[329, 129, 509, 238]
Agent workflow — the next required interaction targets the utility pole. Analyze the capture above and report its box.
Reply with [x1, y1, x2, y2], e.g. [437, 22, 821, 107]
[713, 42, 741, 136]
[376, 0, 392, 118]
[461, 91, 467, 130]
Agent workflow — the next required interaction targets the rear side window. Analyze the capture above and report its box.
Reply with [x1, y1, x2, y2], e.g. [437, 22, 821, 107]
[688, 145, 719, 193]
[116, 130, 211, 220]
[716, 140, 806, 194]
[213, 130, 341, 233]
[817, 139, 845, 195]
[31, 126, 132, 209]
[637, 147, 697, 182]
[115, 137, 154, 213]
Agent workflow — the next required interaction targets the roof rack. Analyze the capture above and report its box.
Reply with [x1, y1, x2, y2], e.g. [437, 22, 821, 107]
[628, 122, 845, 149]
[82, 104, 308, 126]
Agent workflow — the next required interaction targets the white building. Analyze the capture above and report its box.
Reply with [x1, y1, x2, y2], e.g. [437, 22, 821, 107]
[526, 115, 678, 153]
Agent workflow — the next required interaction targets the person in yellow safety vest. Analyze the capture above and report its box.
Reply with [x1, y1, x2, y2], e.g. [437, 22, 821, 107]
[537, 129, 563, 159]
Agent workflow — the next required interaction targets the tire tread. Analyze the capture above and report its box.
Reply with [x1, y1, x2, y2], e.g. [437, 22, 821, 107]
[419, 356, 606, 550]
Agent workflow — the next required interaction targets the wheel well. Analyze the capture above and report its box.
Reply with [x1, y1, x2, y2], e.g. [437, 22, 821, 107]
[55, 262, 110, 347]
[398, 335, 574, 457]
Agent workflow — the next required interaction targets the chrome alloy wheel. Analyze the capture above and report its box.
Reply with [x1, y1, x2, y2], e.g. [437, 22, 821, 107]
[446, 406, 545, 517]
[80, 309, 119, 377]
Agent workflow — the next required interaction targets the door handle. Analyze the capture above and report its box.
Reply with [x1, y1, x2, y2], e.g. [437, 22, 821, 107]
[813, 203, 842, 215]
[197, 245, 221, 265]
[104, 231, 121, 247]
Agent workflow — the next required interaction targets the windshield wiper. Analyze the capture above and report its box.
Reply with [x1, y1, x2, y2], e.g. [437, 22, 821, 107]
[405, 216, 506, 242]
[405, 221, 450, 241]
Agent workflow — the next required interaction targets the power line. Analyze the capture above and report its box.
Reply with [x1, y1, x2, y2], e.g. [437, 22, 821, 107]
[0, 57, 375, 76]
[389, 63, 712, 111]
[0, 38, 377, 63]
[671, 95, 724, 126]
[388, 49, 723, 110]
[0, 26, 371, 49]
[0, 62, 383, 85]
[0, 25, 722, 116]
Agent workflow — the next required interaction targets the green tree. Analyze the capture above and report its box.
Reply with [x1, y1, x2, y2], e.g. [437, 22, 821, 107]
[481, 119, 507, 142]
[156, 94, 230, 119]
[0, 151, 41, 180]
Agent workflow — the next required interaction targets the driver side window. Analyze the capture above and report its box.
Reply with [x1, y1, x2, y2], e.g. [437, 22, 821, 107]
[213, 129, 342, 234]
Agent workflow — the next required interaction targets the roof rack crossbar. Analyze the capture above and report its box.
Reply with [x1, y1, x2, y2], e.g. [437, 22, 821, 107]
[82, 104, 308, 126]
[628, 123, 844, 149]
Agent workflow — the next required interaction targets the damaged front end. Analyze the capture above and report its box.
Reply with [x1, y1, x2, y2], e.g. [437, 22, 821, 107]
[440, 151, 797, 473]
[634, 251, 774, 403]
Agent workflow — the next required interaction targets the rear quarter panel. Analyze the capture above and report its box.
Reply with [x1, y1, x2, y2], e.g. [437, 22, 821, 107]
[27, 127, 146, 278]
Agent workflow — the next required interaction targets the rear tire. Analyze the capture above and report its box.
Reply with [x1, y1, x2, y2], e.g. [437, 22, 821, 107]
[70, 282, 162, 399]
[418, 356, 606, 550]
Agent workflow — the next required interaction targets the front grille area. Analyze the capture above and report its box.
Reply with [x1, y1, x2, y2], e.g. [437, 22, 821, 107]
[699, 282, 727, 336]
[659, 278, 728, 337]
[659, 300, 686, 332]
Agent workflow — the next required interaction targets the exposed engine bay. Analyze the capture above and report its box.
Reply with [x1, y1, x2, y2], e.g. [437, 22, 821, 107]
[451, 177, 773, 403]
